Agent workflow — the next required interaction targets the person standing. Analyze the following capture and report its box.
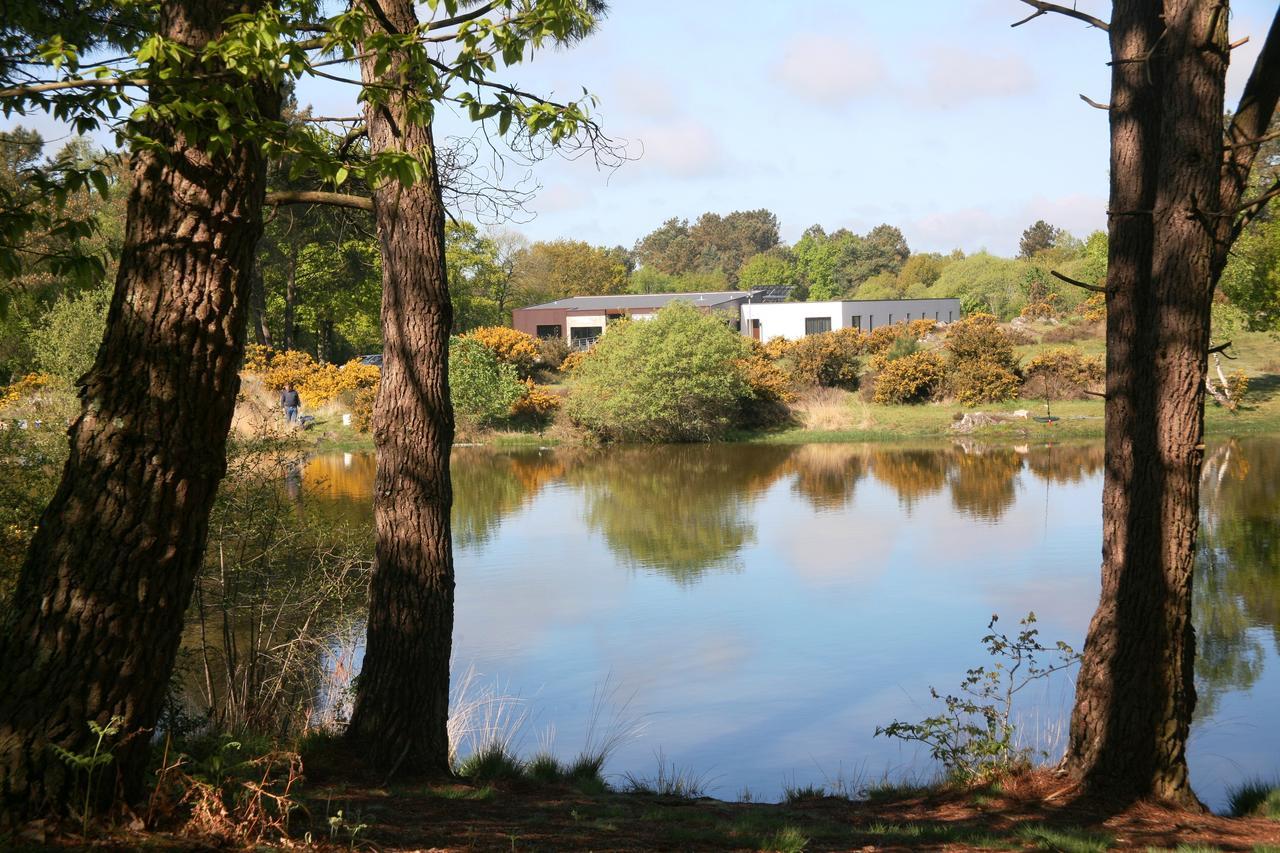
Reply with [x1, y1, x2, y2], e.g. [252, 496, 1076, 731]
[281, 384, 301, 424]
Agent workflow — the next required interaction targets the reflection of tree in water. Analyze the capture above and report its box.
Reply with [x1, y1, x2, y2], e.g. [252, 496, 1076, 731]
[452, 448, 564, 550]
[570, 444, 794, 585]
[869, 448, 948, 510]
[1023, 443, 1103, 484]
[787, 444, 868, 511]
[1194, 439, 1280, 715]
[946, 446, 1023, 522]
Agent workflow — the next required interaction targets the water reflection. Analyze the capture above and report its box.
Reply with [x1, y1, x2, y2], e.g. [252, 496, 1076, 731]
[282, 436, 1279, 809]
[569, 444, 795, 584]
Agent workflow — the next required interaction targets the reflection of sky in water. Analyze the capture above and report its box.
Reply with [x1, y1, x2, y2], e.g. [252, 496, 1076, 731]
[302, 439, 1280, 811]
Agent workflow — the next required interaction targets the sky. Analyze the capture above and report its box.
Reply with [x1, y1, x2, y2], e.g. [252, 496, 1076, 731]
[10, 1, 1276, 257]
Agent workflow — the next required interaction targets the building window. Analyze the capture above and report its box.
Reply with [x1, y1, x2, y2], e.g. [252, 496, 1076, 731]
[948, 311, 953, 322]
[888, 313, 894, 324]
[906, 313, 911, 321]
[804, 317, 832, 336]
[850, 315, 862, 331]
[535, 324, 562, 339]
[569, 326, 603, 348]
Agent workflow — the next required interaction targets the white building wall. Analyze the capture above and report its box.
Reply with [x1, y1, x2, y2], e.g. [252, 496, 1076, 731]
[740, 302, 842, 342]
[741, 299, 962, 341]
[565, 313, 606, 334]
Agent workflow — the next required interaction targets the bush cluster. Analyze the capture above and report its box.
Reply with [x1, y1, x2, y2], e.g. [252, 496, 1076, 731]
[509, 377, 562, 424]
[782, 331, 863, 388]
[1022, 347, 1104, 400]
[566, 303, 750, 442]
[449, 336, 527, 432]
[944, 314, 1021, 405]
[247, 348, 381, 407]
[873, 351, 946, 404]
[465, 326, 540, 376]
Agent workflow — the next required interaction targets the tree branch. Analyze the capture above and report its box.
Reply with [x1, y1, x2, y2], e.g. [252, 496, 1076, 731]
[1214, 7, 1280, 276]
[1051, 270, 1107, 293]
[1012, 1, 1109, 31]
[1208, 341, 1233, 356]
[1080, 93, 1111, 110]
[0, 77, 136, 98]
[425, 0, 500, 31]
[265, 190, 372, 211]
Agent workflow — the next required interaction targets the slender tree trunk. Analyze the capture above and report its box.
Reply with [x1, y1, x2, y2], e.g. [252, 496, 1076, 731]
[251, 261, 273, 347]
[317, 316, 334, 364]
[1062, 0, 1280, 806]
[0, 0, 273, 816]
[283, 246, 298, 350]
[345, 0, 455, 773]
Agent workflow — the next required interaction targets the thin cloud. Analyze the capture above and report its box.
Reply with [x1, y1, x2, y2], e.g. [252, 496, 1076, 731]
[916, 46, 1038, 106]
[633, 119, 725, 178]
[774, 34, 888, 104]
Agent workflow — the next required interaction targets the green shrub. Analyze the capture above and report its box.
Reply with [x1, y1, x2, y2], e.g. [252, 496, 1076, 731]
[30, 284, 111, 383]
[536, 335, 570, 370]
[873, 351, 946, 404]
[449, 336, 526, 432]
[566, 302, 749, 442]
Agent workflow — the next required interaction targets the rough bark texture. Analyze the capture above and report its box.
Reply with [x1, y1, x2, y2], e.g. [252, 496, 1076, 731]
[0, 0, 271, 817]
[1063, 1, 1280, 806]
[345, 0, 455, 774]
[283, 246, 298, 350]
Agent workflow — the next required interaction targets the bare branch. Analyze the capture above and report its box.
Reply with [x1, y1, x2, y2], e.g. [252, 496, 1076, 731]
[0, 77, 135, 98]
[1208, 341, 1233, 356]
[1012, 1, 1109, 31]
[1230, 36, 1250, 50]
[425, 0, 500, 31]
[1224, 129, 1280, 150]
[1051, 270, 1107, 293]
[265, 190, 372, 212]
[1080, 93, 1111, 110]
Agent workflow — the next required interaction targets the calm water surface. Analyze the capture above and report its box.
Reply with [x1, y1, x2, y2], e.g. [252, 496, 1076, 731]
[301, 437, 1280, 810]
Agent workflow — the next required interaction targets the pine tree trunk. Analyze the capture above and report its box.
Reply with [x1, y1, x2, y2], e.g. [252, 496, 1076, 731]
[1062, 0, 1279, 805]
[251, 262, 273, 347]
[0, 0, 271, 816]
[283, 247, 298, 350]
[345, 0, 455, 774]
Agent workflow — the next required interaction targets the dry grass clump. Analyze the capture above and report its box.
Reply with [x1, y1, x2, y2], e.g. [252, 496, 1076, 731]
[791, 387, 857, 431]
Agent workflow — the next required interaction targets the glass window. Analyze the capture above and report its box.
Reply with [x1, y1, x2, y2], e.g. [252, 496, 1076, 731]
[850, 315, 862, 331]
[804, 317, 832, 335]
[535, 324, 562, 339]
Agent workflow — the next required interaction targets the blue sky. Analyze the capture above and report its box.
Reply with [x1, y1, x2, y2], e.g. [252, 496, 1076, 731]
[11, 1, 1274, 257]
[374, 0, 1268, 256]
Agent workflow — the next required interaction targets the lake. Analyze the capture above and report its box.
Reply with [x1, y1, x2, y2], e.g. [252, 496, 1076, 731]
[298, 437, 1280, 811]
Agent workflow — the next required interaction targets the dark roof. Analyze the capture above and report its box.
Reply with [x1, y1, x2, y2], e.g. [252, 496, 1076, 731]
[518, 291, 749, 311]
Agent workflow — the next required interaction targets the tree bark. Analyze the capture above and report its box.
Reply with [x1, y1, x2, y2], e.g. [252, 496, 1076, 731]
[345, 0, 455, 774]
[251, 261, 273, 347]
[283, 244, 298, 350]
[0, 0, 272, 817]
[1062, 0, 1280, 806]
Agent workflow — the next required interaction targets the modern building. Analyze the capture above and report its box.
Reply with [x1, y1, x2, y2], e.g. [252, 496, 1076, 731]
[740, 298, 961, 341]
[512, 292, 964, 347]
[512, 291, 753, 347]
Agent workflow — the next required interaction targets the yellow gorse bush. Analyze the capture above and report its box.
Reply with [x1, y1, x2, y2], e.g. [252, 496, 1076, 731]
[246, 348, 381, 407]
[0, 373, 53, 409]
[510, 378, 562, 419]
[465, 326, 540, 374]
[873, 351, 946, 404]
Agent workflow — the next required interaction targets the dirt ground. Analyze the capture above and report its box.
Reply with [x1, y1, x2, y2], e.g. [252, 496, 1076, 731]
[19, 769, 1279, 852]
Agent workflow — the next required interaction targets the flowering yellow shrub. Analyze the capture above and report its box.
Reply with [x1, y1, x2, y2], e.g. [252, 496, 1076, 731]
[1226, 370, 1249, 402]
[258, 349, 318, 391]
[907, 318, 937, 338]
[873, 351, 946, 404]
[949, 359, 1022, 406]
[352, 385, 378, 432]
[466, 326, 539, 375]
[737, 353, 795, 403]
[298, 359, 381, 407]
[1079, 293, 1106, 323]
[0, 373, 53, 409]
[560, 350, 588, 374]
[243, 343, 274, 373]
[510, 378, 562, 420]
[761, 336, 794, 360]
[1022, 347, 1103, 399]
[784, 331, 862, 388]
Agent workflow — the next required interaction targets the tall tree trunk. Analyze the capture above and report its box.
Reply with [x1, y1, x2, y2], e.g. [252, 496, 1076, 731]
[317, 315, 334, 364]
[345, 0, 455, 773]
[0, 0, 272, 817]
[251, 261, 273, 347]
[283, 246, 298, 350]
[1062, 0, 1280, 806]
